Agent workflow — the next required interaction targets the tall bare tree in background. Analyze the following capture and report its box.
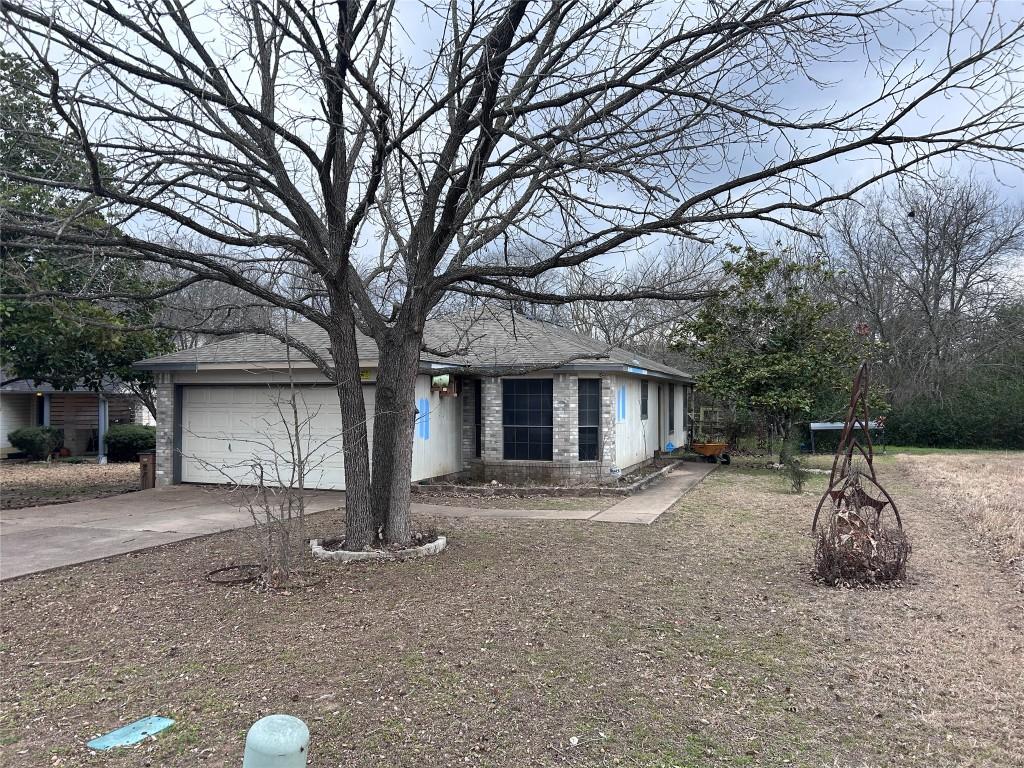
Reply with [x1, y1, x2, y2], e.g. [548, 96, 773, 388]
[830, 178, 1024, 404]
[150, 269, 275, 351]
[2, 1, 1023, 548]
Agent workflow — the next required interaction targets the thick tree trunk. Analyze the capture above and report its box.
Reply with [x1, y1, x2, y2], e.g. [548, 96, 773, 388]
[369, 331, 422, 545]
[328, 318, 375, 551]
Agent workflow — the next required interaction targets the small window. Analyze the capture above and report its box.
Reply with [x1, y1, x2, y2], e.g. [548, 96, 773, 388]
[640, 380, 649, 420]
[502, 379, 553, 461]
[668, 383, 675, 432]
[474, 379, 482, 457]
[578, 379, 600, 461]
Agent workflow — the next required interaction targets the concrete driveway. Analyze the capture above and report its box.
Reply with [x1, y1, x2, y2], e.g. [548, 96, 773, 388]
[0, 485, 343, 580]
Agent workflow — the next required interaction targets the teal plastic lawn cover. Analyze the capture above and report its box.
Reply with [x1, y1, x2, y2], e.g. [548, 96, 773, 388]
[86, 716, 175, 750]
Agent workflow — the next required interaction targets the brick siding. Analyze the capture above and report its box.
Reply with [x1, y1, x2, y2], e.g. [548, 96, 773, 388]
[154, 375, 175, 486]
[472, 373, 622, 485]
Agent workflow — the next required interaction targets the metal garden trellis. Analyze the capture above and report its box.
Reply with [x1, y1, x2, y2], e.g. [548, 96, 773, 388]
[811, 361, 902, 533]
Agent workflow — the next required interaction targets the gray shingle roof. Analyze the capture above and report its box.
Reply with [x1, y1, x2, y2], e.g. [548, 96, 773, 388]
[135, 310, 693, 381]
[0, 370, 129, 395]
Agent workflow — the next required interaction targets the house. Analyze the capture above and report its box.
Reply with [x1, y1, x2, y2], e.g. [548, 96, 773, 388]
[133, 313, 694, 488]
[0, 375, 150, 459]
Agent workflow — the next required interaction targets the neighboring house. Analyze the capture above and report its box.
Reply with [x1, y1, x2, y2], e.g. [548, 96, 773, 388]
[134, 313, 694, 488]
[0, 375, 146, 459]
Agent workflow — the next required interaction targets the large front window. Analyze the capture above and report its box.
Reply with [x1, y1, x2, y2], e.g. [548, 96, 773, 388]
[502, 379, 553, 460]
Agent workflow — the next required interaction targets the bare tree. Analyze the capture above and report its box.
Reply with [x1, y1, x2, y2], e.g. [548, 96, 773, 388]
[562, 243, 722, 357]
[2, 1, 1023, 548]
[829, 178, 1024, 402]
[150, 268, 275, 351]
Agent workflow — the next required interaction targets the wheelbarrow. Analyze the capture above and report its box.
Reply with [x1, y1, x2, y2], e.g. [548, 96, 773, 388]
[690, 441, 731, 465]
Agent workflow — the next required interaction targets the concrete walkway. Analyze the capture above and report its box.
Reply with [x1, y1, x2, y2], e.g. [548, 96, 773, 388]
[588, 462, 715, 524]
[0, 463, 714, 579]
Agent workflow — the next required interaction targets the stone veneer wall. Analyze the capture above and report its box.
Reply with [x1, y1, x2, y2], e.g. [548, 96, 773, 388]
[473, 372, 620, 484]
[154, 373, 176, 487]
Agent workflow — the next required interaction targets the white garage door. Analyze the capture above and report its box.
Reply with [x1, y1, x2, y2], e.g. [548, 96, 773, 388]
[180, 385, 372, 489]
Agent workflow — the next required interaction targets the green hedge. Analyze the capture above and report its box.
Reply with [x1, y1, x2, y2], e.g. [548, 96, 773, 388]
[7, 426, 63, 460]
[104, 424, 156, 462]
[884, 375, 1024, 449]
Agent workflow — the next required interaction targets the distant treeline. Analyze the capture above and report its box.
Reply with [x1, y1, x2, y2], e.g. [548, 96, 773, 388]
[827, 179, 1024, 452]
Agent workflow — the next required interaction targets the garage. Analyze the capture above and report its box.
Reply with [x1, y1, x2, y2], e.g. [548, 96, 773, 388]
[179, 385, 369, 489]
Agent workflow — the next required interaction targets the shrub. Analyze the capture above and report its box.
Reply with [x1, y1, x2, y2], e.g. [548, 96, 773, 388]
[780, 434, 808, 493]
[7, 426, 63, 460]
[104, 424, 156, 462]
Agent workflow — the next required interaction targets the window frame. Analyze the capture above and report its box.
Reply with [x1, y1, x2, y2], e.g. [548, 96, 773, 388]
[577, 378, 601, 461]
[501, 378, 554, 461]
[473, 379, 482, 457]
[640, 380, 649, 421]
[668, 383, 675, 433]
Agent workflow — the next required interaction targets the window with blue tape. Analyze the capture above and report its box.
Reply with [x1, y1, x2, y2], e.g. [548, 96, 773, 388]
[416, 397, 430, 440]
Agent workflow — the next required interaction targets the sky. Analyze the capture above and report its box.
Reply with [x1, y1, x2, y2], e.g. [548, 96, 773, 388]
[4, 0, 1023, 278]
[385, 0, 1024, 272]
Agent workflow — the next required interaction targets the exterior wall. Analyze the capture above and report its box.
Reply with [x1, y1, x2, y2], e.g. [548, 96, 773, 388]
[411, 375, 463, 481]
[44, 394, 136, 455]
[480, 376, 502, 464]
[153, 367, 688, 488]
[135, 401, 157, 426]
[0, 393, 35, 457]
[600, 376, 617, 467]
[460, 378, 482, 475]
[475, 372, 620, 485]
[1, 392, 139, 458]
[156, 370, 463, 489]
[613, 375, 661, 472]
[659, 382, 689, 452]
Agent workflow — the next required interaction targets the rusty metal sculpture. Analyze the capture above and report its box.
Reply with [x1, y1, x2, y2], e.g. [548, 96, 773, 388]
[811, 361, 901, 533]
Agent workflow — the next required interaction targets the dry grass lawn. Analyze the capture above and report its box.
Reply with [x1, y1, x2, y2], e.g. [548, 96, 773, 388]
[900, 452, 1023, 584]
[1, 453, 1021, 767]
[0, 461, 139, 509]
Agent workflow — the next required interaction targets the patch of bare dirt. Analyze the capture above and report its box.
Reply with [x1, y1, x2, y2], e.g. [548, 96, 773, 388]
[1, 456, 1021, 767]
[0, 461, 139, 509]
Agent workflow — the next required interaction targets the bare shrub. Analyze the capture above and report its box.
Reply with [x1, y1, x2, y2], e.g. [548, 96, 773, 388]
[196, 332, 341, 589]
[781, 437, 809, 493]
[241, 466, 308, 589]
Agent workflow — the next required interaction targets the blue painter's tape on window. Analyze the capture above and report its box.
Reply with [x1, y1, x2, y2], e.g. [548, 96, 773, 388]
[86, 716, 175, 750]
[416, 397, 430, 440]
